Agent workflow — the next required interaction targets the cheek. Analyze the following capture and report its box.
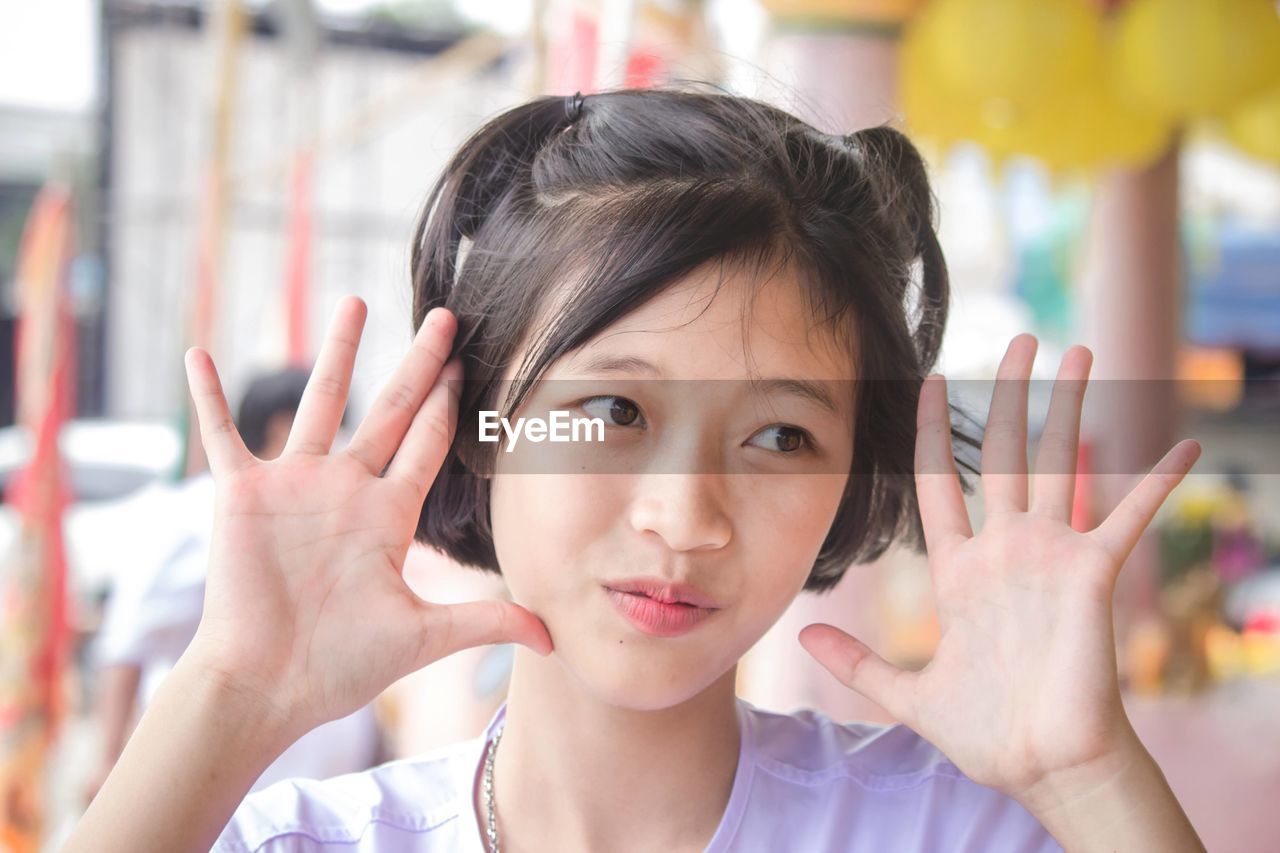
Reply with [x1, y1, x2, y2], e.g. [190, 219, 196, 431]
[489, 473, 625, 600]
[738, 474, 848, 590]
[748, 471, 847, 536]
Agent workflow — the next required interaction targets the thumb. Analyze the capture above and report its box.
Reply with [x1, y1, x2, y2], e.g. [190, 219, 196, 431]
[798, 623, 913, 723]
[420, 599, 554, 664]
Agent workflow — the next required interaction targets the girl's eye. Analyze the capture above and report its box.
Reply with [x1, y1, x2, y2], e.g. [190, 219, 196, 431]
[748, 425, 810, 454]
[580, 395, 644, 427]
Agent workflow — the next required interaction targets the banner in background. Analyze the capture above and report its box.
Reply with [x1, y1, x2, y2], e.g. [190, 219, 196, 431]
[0, 185, 77, 853]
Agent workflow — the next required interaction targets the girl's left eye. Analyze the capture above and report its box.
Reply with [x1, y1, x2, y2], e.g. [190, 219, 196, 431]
[747, 425, 811, 454]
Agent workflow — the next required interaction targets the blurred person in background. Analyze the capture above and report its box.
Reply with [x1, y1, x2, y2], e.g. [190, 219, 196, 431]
[83, 367, 384, 804]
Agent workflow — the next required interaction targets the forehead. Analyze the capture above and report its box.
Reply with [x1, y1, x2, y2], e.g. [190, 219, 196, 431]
[549, 261, 856, 383]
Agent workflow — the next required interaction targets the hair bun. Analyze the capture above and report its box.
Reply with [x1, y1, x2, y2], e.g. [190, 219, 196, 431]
[565, 91, 586, 123]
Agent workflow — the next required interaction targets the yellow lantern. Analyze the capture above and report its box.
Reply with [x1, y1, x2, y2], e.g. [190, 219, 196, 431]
[899, 7, 984, 148]
[901, 3, 1172, 173]
[1113, 0, 1280, 120]
[1227, 85, 1280, 164]
[983, 69, 1173, 172]
[921, 0, 1101, 110]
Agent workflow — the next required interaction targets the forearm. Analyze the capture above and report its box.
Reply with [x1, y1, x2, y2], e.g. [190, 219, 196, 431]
[65, 650, 298, 853]
[1018, 728, 1204, 853]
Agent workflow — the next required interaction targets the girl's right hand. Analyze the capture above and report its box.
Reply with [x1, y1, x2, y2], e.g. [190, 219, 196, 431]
[182, 296, 551, 740]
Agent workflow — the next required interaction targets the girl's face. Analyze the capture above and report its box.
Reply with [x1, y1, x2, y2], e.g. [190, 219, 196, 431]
[488, 264, 856, 709]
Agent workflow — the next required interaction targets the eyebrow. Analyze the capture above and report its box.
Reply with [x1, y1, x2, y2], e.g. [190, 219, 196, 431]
[570, 353, 845, 417]
[755, 378, 844, 418]
[574, 354, 660, 376]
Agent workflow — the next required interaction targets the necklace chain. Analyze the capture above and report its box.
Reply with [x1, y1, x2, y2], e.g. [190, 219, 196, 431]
[483, 725, 503, 853]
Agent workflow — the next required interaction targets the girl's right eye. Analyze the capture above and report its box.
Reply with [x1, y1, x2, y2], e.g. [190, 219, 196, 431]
[580, 395, 644, 428]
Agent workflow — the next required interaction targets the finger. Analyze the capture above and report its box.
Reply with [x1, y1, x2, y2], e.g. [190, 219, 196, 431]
[385, 357, 462, 499]
[184, 347, 253, 477]
[1029, 346, 1092, 523]
[345, 307, 457, 477]
[1089, 439, 1202, 567]
[982, 334, 1036, 516]
[419, 599, 554, 664]
[284, 296, 367, 456]
[915, 373, 973, 553]
[798, 623, 914, 724]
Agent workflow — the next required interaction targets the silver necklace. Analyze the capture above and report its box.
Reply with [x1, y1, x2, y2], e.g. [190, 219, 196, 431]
[482, 725, 504, 853]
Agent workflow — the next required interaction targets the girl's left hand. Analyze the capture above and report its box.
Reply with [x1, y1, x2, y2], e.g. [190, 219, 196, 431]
[799, 334, 1201, 805]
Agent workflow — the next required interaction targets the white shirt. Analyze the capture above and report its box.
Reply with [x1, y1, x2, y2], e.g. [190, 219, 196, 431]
[94, 475, 211, 702]
[213, 696, 1061, 852]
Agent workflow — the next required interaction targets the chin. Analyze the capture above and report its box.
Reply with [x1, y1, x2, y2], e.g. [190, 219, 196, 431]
[554, 643, 734, 712]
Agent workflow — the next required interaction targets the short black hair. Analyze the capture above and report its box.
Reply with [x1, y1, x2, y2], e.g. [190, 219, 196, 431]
[410, 85, 980, 594]
[235, 367, 311, 456]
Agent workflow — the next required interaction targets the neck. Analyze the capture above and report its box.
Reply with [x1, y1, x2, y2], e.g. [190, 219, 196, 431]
[477, 648, 742, 853]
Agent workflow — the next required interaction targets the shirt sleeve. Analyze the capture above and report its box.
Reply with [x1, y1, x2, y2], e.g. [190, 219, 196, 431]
[93, 478, 213, 668]
[94, 534, 203, 667]
[211, 779, 333, 853]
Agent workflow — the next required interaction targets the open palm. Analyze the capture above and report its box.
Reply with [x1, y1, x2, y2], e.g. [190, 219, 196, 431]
[183, 297, 551, 739]
[800, 335, 1200, 801]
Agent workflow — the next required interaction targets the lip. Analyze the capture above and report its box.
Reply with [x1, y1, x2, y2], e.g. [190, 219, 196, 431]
[604, 587, 718, 638]
[602, 577, 721, 609]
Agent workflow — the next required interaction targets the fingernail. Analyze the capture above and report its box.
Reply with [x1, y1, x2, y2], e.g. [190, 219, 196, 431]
[426, 307, 455, 329]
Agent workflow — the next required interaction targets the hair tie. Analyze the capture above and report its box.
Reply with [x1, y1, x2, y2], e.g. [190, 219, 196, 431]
[565, 91, 585, 123]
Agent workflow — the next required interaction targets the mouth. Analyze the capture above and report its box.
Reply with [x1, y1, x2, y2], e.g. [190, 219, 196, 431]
[615, 590, 698, 607]
[603, 587, 718, 637]
[602, 577, 721, 610]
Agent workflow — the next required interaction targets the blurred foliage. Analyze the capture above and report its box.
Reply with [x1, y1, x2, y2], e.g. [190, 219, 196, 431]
[363, 0, 472, 32]
[0, 187, 38, 297]
[1158, 509, 1216, 587]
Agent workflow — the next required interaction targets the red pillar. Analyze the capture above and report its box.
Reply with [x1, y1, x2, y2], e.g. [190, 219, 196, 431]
[1078, 140, 1185, 647]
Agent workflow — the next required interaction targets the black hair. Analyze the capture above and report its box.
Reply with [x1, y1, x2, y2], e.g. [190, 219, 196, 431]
[235, 367, 312, 457]
[410, 85, 981, 594]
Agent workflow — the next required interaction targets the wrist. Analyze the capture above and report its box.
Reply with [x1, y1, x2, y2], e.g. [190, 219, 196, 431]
[1016, 726, 1204, 852]
[1016, 721, 1145, 817]
[173, 643, 304, 751]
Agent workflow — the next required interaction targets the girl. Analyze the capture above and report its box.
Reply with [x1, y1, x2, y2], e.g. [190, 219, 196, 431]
[67, 87, 1206, 852]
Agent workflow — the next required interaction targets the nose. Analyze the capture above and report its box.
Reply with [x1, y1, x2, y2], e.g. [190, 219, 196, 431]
[628, 474, 733, 552]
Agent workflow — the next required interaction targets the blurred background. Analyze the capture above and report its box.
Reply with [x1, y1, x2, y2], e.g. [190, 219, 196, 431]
[0, 0, 1278, 850]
